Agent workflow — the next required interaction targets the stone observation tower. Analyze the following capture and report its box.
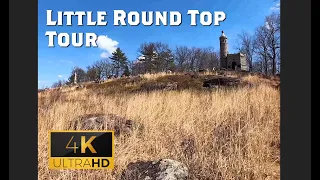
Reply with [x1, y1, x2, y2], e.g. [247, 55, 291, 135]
[218, 31, 249, 71]
[219, 31, 228, 69]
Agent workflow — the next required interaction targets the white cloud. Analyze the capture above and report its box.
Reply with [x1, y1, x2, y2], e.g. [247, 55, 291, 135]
[270, 2, 280, 11]
[57, 75, 64, 78]
[96, 35, 119, 55]
[100, 52, 109, 58]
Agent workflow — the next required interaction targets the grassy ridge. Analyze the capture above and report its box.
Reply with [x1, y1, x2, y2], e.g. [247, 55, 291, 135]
[38, 73, 280, 179]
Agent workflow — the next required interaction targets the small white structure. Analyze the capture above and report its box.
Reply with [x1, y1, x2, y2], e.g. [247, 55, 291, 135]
[74, 72, 77, 84]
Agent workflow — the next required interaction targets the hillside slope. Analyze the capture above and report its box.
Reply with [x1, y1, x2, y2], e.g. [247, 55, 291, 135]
[38, 73, 280, 180]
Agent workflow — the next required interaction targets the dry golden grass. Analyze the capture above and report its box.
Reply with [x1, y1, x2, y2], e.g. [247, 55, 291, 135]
[242, 75, 280, 89]
[142, 72, 172, 80]
[38, 75, 280, 180]
[142, 71, 218, 80]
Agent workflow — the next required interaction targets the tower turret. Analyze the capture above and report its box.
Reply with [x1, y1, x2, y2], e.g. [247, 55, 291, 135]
[219, 31, 228, 69]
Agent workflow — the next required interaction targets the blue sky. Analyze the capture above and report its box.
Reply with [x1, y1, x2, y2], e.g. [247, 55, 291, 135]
[38, 0, 280, 88]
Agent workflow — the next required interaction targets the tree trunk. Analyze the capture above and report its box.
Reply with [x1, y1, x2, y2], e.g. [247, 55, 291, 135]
[264, 55, 268, 75]
[272, 48, 276, 75]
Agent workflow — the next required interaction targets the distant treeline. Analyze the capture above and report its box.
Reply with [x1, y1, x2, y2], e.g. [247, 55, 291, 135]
[52, 12, 280, 88]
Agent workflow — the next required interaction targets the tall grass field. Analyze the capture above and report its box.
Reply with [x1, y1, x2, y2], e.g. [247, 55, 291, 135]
[38, 73, 280, 180]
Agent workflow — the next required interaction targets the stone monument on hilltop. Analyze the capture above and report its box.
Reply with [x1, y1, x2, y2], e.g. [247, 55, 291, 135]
[219, 31, 249, 71]
[74, 72, 77, 85]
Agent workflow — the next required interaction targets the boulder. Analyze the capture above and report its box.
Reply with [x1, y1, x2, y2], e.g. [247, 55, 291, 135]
[203, 77, 240, 88]
[120, 159, 189, 180]
[164, 82, 178, 91]
[140, 82, 178, 92]
[69, 113, 144, 137]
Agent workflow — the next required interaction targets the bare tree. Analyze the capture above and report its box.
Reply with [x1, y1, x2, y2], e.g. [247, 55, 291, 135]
[85, 59, 114, 81]
[174, 46, 191, 72]
[254, 26, 270, 75]
[206, 48, 220, 70]
[174, 46, 219, 72]
[196, 48, 207, 70]
[86, 65, 97, 81]
[276, 49, 281, 73]
[92, 60, 107, 80]
[51, 80, 66, 88]
[200, 47, 219, 70]
[188, 47, 202, 71]
[252, 61, 263, 73]
[265, 13, 280, 75]
[131, 60, 145, 75]
[236, 31, 255, 71]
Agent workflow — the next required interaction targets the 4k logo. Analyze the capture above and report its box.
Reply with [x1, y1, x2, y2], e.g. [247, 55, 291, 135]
[49, 131, 114, 169]
[66, 136, 97, 153]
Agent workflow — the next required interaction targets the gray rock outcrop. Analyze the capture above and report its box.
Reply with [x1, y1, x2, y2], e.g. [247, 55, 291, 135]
[120, 159, 189, 180]
[69, 113, 144, 137]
